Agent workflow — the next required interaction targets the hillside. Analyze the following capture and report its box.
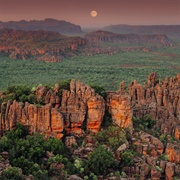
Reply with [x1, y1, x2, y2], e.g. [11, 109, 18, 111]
[0, 18, 83, 35]
[0, 73, 180, 179]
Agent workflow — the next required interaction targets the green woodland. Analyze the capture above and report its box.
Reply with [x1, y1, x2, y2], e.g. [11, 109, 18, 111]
[0, 115, 174, 179]
[0, 118, 155, 180]
[0, 44, 179, 91]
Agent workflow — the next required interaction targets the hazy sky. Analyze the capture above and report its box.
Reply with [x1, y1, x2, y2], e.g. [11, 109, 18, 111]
[0, 0, 180, 27]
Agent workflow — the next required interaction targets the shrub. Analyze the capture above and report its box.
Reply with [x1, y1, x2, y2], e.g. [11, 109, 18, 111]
[120, 150, 134, 169]
[95, 126, 126, 151]
[1, 167, 22, 180]
[133, 115, 156, 132]
[160, 154, 169, 161]
[87, 145, 116, 175]
[6, 85, 31, 102]
[89, 84, 107, 99]
[57, 79, 71, 99]
[48, 154, 76, 176]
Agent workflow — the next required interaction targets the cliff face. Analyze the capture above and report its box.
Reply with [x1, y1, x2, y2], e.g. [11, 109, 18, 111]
[107, 92, 133, 133]
[0, 18, 83, 34]
[0, 80, 105, 138]
[85, 31, 173, 46]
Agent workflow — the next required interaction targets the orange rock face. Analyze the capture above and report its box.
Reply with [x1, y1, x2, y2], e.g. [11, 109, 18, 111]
[165, 143, 180, 164]
[1, 101, 64, 139]
[165, 162, 175, 180]
[87, 96, 105, 133]
[107, 92, 133, 132]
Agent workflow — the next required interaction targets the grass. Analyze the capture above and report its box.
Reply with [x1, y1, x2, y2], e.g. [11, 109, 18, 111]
[0, 44, 179, 91]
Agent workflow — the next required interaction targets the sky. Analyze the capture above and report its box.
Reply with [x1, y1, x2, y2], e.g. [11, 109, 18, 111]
[0, 0, 180, 28]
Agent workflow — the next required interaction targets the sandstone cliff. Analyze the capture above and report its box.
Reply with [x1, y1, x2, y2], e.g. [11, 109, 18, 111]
[0, 80, 105, 138]
[107, 92, 133, 133]
[0, 73, 179, 140]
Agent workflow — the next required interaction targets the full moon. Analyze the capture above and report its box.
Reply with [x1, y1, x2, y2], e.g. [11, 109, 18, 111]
[90, 10, 97, 17]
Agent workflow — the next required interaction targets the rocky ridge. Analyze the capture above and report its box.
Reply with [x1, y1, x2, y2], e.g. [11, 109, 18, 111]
[0, 73, 179, 140]
[0, 73, 180, 179]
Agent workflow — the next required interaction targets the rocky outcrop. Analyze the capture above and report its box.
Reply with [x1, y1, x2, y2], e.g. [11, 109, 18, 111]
[128, 73, 180, 140]
[0, 80, 105, 138]
[60, 80, 105, 136]
[0, 18, 83, 34]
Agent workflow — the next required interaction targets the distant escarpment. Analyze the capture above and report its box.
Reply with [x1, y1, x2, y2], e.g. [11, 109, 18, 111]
[103, 24, 180, 39]
[0, 29, 86, 62]
[85, 30, 173, 46]
[0, 29, 174, 62]
[0, 18, 83, 34]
